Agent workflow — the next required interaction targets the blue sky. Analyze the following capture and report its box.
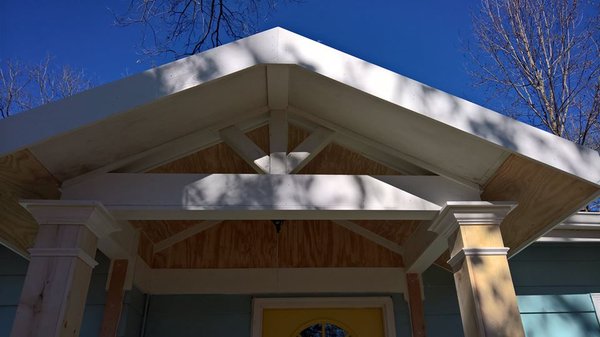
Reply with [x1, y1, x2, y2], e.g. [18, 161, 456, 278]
[0, 0, 492, 109]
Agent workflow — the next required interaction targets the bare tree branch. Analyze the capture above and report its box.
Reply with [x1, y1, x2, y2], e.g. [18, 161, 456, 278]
[0, 56, 92, 118]
[470, 0, 600, 151]
[113, 0, 294, 59]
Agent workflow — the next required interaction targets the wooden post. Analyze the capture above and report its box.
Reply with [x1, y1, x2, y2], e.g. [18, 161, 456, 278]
[430, 202, 526, 337]
[99, 260, 128, 337]
[11, 201, 119, 337]
[406, 273, 426, 337]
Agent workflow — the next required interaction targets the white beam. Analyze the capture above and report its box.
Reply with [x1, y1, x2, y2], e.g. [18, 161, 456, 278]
[287, 126, 334, 173]
[332, 220, 403, 255]
[289, 107, 482, 190]
[153, 220, 222, 253]
[219, 126, 270, 173]
[269, 110, 288, 174]
[62, 108, 269, 187]
[58, 173, 481, 220]
[266, 65, 289, 109]
[132, 258, 406, 294]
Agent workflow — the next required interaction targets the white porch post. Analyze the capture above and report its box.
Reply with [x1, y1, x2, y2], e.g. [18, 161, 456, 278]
[11, 201, 119, 337]
[430, 202, 526, 337]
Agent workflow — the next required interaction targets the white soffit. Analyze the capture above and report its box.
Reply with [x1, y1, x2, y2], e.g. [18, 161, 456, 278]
[0, 27, 598, 186]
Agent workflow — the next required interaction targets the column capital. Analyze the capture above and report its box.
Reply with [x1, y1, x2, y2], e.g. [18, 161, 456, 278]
[428, 201, 517, 238]
[20, 199, 120, 238]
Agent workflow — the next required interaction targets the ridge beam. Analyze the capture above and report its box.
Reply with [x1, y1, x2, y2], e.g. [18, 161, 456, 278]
[153, 220, 222, 253]
[287, 127, 334, 173]
[219, 126, 270, 173]
[333, 220, 404, 255]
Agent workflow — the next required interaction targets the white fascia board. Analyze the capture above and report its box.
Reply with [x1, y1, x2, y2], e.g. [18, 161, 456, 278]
[273, 29, 600, 186]
[0, 28, 282, 156]
[3, 27, 598, 186]
[58, 173, 481, 220]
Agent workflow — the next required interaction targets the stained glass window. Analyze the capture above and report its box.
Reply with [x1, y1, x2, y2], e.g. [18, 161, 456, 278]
[296, 321, 351, 337]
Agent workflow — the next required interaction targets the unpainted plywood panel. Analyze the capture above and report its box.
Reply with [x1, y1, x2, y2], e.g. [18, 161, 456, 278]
[299, 143, 401, 175]
[130, 220, 199, 243]
[353, 220, 422, 245]
[0, 150, 60, 255]
[148, 142, 255, 174]
[149, 219, 403, 268]
[153, 220, 277, 268]
[482, 154, 599, 254]
[149, 125, 269, 174]
[278, 220, 403, 268]
[288, 123, 310, 152]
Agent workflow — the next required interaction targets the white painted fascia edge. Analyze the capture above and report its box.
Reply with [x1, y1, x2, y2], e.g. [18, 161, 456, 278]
[558, 212, 600, 229]
[591, 294, 600, 324]
[251, 297, 396, 337]
[2, 27, 599, 186]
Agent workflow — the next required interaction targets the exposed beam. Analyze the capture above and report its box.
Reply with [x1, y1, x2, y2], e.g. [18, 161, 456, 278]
[332, 220, 403, 255]
[289, 107, 483, 190]
[287, 126, 334, 173]
[269, 110, 288, 174]
[153, 220, 222, 253]
[132, 258, 407, 294]
[266, 65, 289, 109]
[219, 126, 270, 173]
[62, 107, 269, 187]
[59, 173, 483, 220]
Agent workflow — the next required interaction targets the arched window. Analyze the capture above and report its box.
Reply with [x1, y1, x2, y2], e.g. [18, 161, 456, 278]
[295, 320, 353, 337]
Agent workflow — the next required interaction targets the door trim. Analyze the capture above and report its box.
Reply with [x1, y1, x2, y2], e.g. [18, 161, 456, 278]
[251, 297, 396, 337]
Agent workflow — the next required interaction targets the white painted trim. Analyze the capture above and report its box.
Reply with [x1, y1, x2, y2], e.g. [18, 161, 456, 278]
[28, 248, 98, 268]
[2, 28, 599, 186]
[428, 201, 518, 238]
[19, 200, 120, 239]
[288, 107, 484, 190]
[269, 109, 288, 174]
[447, 247, 510, 269]
[557, 212, 600, 229]
[591, 294, 600, 324]
[405, 202, 516, 274]
[61, 173, 475, 220]
[132, 266, 407, 295]
[219, 125, 270, 173]
[153, 220, 222, 253]
[266, 65, 289, 109]
[61, 107, 270, 187]
[332, 220, 403, 255]
[251, 297, 396, 337]
[287, 126, 335, 173]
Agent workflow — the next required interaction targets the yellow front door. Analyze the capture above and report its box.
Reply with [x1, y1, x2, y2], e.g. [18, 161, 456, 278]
[262, 307, 385, 337]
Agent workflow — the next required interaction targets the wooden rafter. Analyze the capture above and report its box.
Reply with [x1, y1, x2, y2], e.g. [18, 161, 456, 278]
[153, 220, 222, 253]
[219, 125, 270, 173]
[332, 220, 403, 255]
[287, 126, 335, 173]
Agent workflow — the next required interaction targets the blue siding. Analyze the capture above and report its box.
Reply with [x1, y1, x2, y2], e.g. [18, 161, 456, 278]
[2, 243, 600, 336]
[422, 243, 600, 337]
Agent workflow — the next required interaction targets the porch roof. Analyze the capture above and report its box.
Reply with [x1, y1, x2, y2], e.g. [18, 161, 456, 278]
[0, 28, 598, 270]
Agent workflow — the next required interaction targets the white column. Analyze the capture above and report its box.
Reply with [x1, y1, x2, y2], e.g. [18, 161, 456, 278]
[11, 200, 119, 337]
[430, 202, 526, 337]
